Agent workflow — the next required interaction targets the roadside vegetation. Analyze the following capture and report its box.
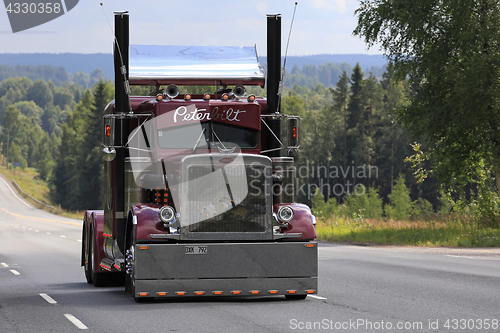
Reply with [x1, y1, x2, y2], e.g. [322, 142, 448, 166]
[0, 161, 82, 219]
[311, 183, 500, 247]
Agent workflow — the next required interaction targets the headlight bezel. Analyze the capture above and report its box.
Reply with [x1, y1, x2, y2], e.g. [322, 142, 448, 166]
[159, 206, 176, 224]
[277, 205, 294, 223]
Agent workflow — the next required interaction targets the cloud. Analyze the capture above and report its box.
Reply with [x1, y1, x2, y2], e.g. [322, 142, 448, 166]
[256, 2, 268, 14]
[310, 0, 348, 13]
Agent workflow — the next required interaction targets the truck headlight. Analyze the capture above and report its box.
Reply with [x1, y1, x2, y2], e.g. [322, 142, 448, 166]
[277, 206, 294, 223]
[159, 206, 176, 224]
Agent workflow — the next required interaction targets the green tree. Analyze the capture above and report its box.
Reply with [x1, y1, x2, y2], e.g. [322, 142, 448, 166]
[354, 0, 500, 210]
[78, 81, 113, 209]
[385, 175, 413, 220]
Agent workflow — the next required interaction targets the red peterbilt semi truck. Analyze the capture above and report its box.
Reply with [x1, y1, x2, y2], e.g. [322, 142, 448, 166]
[81, 11, 317, 301]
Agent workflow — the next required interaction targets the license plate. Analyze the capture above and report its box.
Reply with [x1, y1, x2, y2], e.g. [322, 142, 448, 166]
[185, 246, 208, 255]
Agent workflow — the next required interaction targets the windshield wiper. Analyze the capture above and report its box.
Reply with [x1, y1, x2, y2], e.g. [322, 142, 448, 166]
[192, 128, 206, 153]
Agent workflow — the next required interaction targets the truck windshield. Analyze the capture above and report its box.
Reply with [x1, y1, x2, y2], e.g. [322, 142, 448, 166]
[157, 122, 258, 149]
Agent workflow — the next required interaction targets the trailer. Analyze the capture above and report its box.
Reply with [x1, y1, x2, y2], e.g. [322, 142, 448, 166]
[81, 11, 317, 301]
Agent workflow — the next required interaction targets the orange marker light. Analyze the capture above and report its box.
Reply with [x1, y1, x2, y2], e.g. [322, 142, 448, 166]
[176, 291, 186, 296]
[293, 126, 297, 139]
[221, 93, 229, 101]
[306, 290, 316, 294]
[247, 94, 256, 102]
[194, 291, 205, 295]
[157, 292, 167, 296]
[287, 290, 297, 294]
[250, 290, 260, 295]
[268, 290, 278, 294]
[184, 93, 192, 101]
[105, 125, 111, 137]
[231, 290, 241, 295]
[203, 93, 210, 101]
[156, 93, 163, 101]
[138, 292, 149, 296]
[213, 291, 223, 295]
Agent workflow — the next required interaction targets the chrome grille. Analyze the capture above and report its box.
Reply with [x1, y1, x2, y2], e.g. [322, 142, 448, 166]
[179, 154, 272, 237]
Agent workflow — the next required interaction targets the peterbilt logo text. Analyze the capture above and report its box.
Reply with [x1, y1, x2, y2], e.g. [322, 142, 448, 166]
[173, 106, 246, 123]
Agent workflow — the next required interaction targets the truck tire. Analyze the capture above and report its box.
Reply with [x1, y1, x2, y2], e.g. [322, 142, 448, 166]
[83, 224, 93, 284]
[90, 226, 110, 287]
[285, 294, 307, 300]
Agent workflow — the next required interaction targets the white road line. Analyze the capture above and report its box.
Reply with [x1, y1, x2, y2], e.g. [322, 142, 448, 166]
[39, 293, 57, 304]
[0, 175, 32, 207]
[60, 235, 66, 238]
[35, 230, 39, 232]
[64, 314, 88, 330]
[46, 232, 51, 235]
[1, 262, 8, 267]
[77, 239, 82, 242]
[445, 255, 476, 259]
[10, 270, 20, 275]
[307, 294, 327, 300]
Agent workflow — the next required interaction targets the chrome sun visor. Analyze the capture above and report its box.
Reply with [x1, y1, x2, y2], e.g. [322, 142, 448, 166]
[129, 45, 266, 87]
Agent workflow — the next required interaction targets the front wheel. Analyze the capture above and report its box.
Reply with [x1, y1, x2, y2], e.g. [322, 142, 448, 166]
[125, 226, 152, 302]
[285, 294, 307, 300]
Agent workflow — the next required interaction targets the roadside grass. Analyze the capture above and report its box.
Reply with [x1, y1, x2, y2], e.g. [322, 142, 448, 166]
[316, 215, 500, 247]
[0, 164, 83, 220]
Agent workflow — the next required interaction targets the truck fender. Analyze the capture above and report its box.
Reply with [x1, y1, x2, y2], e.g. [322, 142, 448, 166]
[87, 210, 107, 273]
[130, 204, 168, 241]
[275, 203, 317, 240]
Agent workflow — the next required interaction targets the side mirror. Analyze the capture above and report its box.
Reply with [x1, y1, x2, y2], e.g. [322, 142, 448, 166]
[102, 147, 116, 162]
[287, 116, 300, 149]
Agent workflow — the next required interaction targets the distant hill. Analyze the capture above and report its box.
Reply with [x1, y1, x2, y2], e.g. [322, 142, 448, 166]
[0, 53, 388, 88]
[260, 54, 387, 72]
[0, 53, 386, 76]
[0, 53, 114, 78]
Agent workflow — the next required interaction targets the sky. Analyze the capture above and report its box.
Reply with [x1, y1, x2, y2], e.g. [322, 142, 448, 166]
[0, 0, 382, 56]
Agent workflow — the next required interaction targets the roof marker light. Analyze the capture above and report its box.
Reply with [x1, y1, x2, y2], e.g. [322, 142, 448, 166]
[184, 93, 192, 101]
[156, 93, 163, 102]
[247, 94, 256, 103]
[221, 93, 229, 101]
[203, 93, 211, 101]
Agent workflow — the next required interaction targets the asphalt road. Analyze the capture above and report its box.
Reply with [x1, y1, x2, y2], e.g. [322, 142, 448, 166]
[1, 172, 499, 333]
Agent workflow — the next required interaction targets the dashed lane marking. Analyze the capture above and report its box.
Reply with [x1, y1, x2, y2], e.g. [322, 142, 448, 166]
[40, 293, 57, 304]
[64, 314, 88, 330]
[10, 270, 20, 275]
[1, 262, 8, 267]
